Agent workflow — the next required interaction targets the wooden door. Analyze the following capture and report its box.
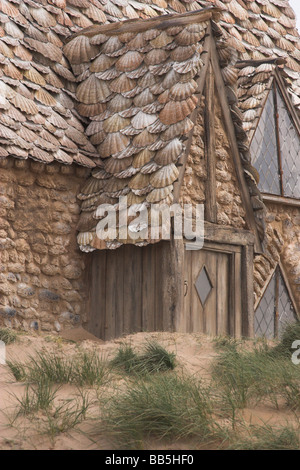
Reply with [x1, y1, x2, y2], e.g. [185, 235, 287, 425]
[183, 243, 242, 336]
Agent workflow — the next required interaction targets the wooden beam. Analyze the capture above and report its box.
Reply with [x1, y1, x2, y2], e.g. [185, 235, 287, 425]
[210, 40, 262, 253]
[262, 193, 300, 208]
[241, 244, 254, 337]
[204, 61, 217, 222]
[173, 25, 212, 203]
[185, 221, 255, 248]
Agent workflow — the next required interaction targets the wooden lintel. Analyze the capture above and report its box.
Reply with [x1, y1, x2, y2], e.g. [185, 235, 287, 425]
[185, 221, 256, 247]
[173, 24, 212, 203]
[210, 40, 262, 253]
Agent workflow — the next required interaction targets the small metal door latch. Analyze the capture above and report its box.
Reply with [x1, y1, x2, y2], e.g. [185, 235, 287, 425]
[184, 280, 188, 297]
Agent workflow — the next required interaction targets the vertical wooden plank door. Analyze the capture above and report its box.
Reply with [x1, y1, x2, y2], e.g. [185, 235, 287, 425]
[184, 247, 239, 336]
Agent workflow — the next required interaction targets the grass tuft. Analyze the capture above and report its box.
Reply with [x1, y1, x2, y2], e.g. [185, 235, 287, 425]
[110, 341, 176, 376]
[7, 350, 110, 387]
[0, 328, 17, 345]
[102, 373, 222, 449]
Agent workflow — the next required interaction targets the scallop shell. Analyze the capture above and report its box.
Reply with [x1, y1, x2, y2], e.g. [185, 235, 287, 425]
[92, 169, 111, 180]
[77, 75, 111, 104]
[104, 156, 133, 174]
[169, 80, 197, 100]
[146, 185, 173, 203]
[86, 120, 104, 136]
[115, 167, 138, 179]
[90, 54, 116, 73]
[29, 6, 57, 28]
[78, 178, 106, 200]
[173, 54, 201, 74]
[249, 83, 266, 96]
[132, 149, 154, 169]
[159, 96, 197, 125]
[76, 102, 107, 117]
[131, 111, 157, 130]
[126, 65, 148, 80]
[35, 88, 57, 107]
[256, 63, 275, 73]
[150, 163, 179, 188]
[158, 90, 169, 104]
[104, 177, 129, 193]
[77, 232, 95, 246]
[154, 139, 183, 165]
[126, 33, 146, 51]
[140, 161, 161, 174]
[118, 32, 137, 44]
[127, 191, 146, 206]
[64, 35, 98, 64]
[161, 117, 194, 140]
[95, 68, 121, 81]
[175, 27, 206, 46]
[170, 44, 197, 62]
[108, 95, 132, 113]
[138, 71, 159, 88]
[150, 31, 173, 49]
[147, 119, 168, 134]
[129, 172, 150, 190]
[110, 74, 136, 93]
[133, 88, 154, 108]
[161, 69, 181, 89]
[11, 92, 38, 115]
[103, 115, 130, 133]
[89, 34, 109, 45]
[90, 131, 107, 145]
[98, 132, 130, 158]
[240, 97, 259, 110]
[115, 50, 143, 72]
[144, 49, 168, 66]
[221, 66, 239, 85]
[132, 129, 157, 148]
[144, 29, 160, 41]
[101, 36, 123, 55]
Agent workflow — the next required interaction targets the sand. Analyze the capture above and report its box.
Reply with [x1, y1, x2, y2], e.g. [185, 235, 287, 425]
[0, 329, 298, 450]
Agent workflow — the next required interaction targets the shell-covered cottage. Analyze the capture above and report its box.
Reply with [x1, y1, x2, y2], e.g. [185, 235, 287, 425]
[0, 0, 299, 340]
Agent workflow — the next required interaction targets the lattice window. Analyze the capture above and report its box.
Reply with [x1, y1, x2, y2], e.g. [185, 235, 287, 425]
[255, 266, 297, 339]
[277, 90, 300, 199]
[251, 82, 300, 200]
[251, 91, 281, 195]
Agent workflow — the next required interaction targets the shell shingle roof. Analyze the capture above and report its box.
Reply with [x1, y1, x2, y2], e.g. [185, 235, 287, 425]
[0, 0, 300, 250]
[0, 0, 299, 168]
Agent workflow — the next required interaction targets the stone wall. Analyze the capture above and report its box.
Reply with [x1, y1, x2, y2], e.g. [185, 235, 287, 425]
[0, 157, 89, 333]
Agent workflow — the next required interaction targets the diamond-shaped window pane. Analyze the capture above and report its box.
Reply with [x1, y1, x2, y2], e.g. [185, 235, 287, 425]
[251, 90, 281, 195]
[195, 265, 212, 306]
[277, 88, 300, 199]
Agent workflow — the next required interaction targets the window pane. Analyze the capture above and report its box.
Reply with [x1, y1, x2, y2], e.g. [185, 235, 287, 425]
[278, 270, 297, 337]
[254, 271, 275, 338]
[251, 91, 281, 195]
[277, 88, 300, 199]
